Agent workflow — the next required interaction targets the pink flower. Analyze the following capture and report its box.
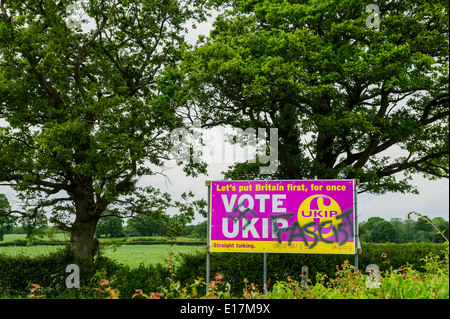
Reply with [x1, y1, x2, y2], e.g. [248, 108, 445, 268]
[99, 279, 109, 286]
[30, 284, 41, 293]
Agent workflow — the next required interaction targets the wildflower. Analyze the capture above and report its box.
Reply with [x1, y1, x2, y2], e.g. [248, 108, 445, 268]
[30, 284, 41, 293]
[132, 289, 144, 298]
[381, 253, 387, 258]
[28, 284, 46, 299]
[149, 292, 162, 299]
[105, 286, 119, 299]
[215, 273, 223, 281]
[99, 279, 109, 286]
[132, 289, 161, 299]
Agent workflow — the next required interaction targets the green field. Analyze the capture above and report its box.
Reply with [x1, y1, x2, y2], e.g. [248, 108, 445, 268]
[0, 245, 204, 268]
[0, 234, 205, 268]
[101, 244, 204, 267]
[0, 245, 63, 257]
[0, 233, 69, 243]
[0, 233, 204, 245]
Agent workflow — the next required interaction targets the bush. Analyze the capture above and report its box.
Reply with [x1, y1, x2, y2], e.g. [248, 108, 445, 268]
[174, 242, 448, 297]
[265, 253, 449, 299]
[0, 246, 122, 298]
[0, 242, 447, 298]
[0, 246, 171, 299]
[358, 242, 448, 273]
[109, 263, 170, 299]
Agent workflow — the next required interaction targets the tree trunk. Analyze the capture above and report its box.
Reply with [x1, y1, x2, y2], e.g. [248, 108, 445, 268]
[70, 175, 100, 261]
[70, 185, 100, 261]
[70, 215, 100, 261]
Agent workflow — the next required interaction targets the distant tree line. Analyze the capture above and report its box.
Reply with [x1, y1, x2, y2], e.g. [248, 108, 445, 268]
[2, 192, 207, 240]
[3, 214, 448, 244]
[95, 216, 207, 239]
[3, 193, 448, 243]
[0, 212, 208, 240]
[359, 216, 449, 243]
[84, 214, 450, 245]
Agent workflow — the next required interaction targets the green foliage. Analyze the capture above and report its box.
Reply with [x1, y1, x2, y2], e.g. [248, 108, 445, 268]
[173, 242, 447, 297]
[0, 246, 120, 298]
[360, 215, 449, 243]
[125, 210, 209, 238]
[126, 215, 167, 237]
[185, 221, 207, 239]
[108, 263, 170, 299]
[0, 194, 15, 241]
[374, 221, 397, 243]
[96, 215, 124, 238]
[0, 0, 210, 260]
[358, 242, 448, 274]
[264, 253, 449, 299]
[0, 242, 447, 298]
[169, 0, 449, 192]
[409, 211, 449, 243]
[167, 243, 448, 299]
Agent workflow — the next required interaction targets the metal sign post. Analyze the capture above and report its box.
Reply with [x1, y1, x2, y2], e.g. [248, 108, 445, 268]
[263, 252, 268, 294]
[354, 179, 360, 271]
[205, 181, 211, 295]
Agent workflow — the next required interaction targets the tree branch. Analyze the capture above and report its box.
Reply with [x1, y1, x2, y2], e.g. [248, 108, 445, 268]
[0, 0, 10, 22]
[74, 2, 118, 85]
[25, 55, 64, 107]
[376, 151, 449, 178]
[348, 87, 389, 174]
[420, 94, 449, 124]
[2, 173, 69, 194]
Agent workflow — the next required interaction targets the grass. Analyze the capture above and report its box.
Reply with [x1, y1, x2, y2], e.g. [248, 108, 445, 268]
[0, 245, 64, 257]
[0, 233, 69, 243]
[0, 240, 205, 268]
[1, 233, 205, 245]
[99, 244, 204, 268]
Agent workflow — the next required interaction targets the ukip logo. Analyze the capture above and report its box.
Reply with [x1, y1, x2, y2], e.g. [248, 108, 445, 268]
[297, 194, 342, 240]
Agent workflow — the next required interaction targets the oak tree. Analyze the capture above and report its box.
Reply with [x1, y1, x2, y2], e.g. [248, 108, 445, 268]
[0, 0, 208, 260]
[171, 0, 449, 194]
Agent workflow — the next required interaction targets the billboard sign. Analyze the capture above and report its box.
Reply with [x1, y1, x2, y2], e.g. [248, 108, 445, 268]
[208, 180, 356, 254]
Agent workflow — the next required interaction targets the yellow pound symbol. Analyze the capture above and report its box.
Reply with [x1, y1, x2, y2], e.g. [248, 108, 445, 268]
[297, 195, 342, 239]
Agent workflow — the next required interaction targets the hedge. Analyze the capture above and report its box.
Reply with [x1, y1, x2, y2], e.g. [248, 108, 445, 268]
[0, 242, 447, 298]
[174, 242, 449, 296]
[0, 238, 206, 247]
[0, 247, 123, 298]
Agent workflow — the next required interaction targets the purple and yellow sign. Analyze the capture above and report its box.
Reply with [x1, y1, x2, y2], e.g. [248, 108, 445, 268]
[208, 180, 356, 254]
